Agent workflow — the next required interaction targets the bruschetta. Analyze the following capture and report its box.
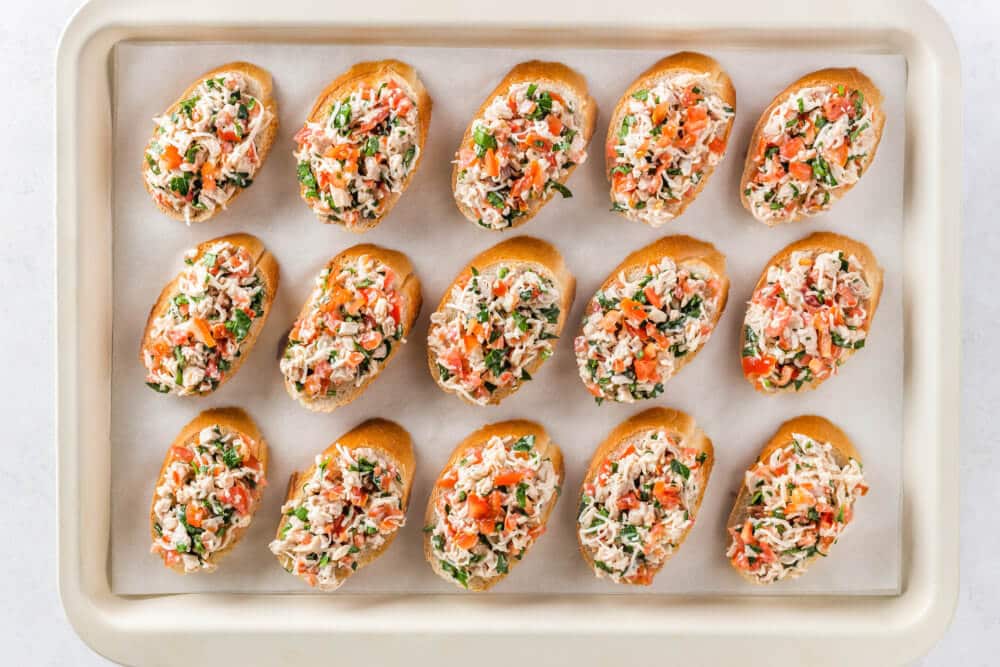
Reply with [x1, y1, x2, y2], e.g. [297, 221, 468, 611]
[574, 235, 728, 404]
[740, 68, 885, 225]
[427, 237, 575, 406]
[452, 61, 597, 230]
[280, 244, 421, 411]
[269, 418, 415, 591]
[141, 233, 279, 397]
[293, 60, 432, 231]
[726, 415, 868, 584]
[607, 52, 736, 226]
[150, 407, 268, 573]
[741, 232, 883, 393]
[577, 408, 713, 585]
[142, 62, 278, 224]
[423, 420, 563, 591]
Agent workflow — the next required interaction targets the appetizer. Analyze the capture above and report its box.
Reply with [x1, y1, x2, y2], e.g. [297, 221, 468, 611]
[741, 232, 883, 393]
[607, 51, 736, 226]
[427, 236, 575, 406]
[142, 62, 278, 224]
[726, 415, 868, 584]
[453, 61, 597, 230]
[577, 408, 713, 585]
[294, 60, 432, 231]
[424, 420, 563, 591]
[140, 233, 279, 396]
[740, 67, 885, 224]
[150, 407, 268, 573]
[269, 418, 415, 591]
[280, 244, 421, 412]
[574, 235, 728, 404]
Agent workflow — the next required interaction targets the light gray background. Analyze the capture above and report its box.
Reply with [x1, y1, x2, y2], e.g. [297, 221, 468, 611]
[2, 0, 993, 663]
[110, 43, 903, 596]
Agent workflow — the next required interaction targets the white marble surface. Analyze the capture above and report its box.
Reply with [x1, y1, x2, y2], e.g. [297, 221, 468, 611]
[3, 0, 993, 664]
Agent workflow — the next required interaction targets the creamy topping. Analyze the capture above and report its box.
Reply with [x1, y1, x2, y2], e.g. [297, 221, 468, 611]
[143, 241, 265, 396]
[745, 84, 878, 222]
[151, 425, 265, 573]
[454, 81, 587, 229]
[742, 249, 871, 392]
[144, 71, 272, 223]
[281, 255, 405, 400]
[294, 78, 421, 228]
[575, 257, 722, 403]
[578, 428, 707, 584]
[428, 264, 561, 404]
[610, 74, 734, 226]
[269, 446, 406, 591]
[427, 434, 559, 587]
[726, 433, 867, 584]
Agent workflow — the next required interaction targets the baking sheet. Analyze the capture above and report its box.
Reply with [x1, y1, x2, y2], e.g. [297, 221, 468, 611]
[110, 42, 904, 595]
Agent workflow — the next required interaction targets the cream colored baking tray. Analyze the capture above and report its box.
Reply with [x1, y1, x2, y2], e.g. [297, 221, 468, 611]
[56, 0, 960, 663]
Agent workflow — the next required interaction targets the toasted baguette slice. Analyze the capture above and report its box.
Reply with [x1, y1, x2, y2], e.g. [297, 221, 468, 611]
[150, 407, 269, 574]
[739, 67, 885, 225]
[271, 419, 415, 591]
[142, 62, 278, 223]
[295, 59, 432, 231]
[740, 231, 883, 394]
[140, 233, 279, 396]
[427, 236, 575, 406]
[574, 235, 729, 403]
[280, 244, 422, 412]
[726, 415, 865, 584]
[606, 51, 736, 226]
[423, 420, 564, 591]
[577, 408, 713, 585]
[451, 61, 598, 230]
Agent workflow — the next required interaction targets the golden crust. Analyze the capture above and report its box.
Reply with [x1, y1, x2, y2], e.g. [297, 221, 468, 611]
[299, 59, 432, 232]
[139, 233, 279, 396]
[576, 407, 713, 585]
[423, 420, 564, 591]
[739, 231, 883, 394]
[581, 235, 729, 389]
[142, 62, 279, 223]
[727, 415, 860, 584]
[274, 418, 416, 588]
[150, 407, 269, 574]
[739, 67, 886, 225]
[283, 243, 422, 412]
[606, 51, 736, 224]
[427, 236, 576, 406]
[451, 60, 598, 229]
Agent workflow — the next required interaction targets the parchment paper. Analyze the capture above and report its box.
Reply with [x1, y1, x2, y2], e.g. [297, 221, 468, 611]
[111, 43, 905, 595]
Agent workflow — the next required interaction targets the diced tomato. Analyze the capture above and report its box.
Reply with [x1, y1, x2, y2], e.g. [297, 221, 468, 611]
[467, 494, 491, 519]
[185, 503, 208, 528]
[360, 331, 383, 351]
[651, 102, 671, 126]
[828, 141, 849, 167]
[546, 114, 563, 135]
[681, 85, 703, 107]
[493, 281, 508, 296]
[653, 480, 681, 508]
[493, 470, 525, 487]
[438, 469, 458, 489]
[170, 446, 194, 463]
[617, 492, 639, 511]
[455, 532, 479, 550]
[708, 137, 727, 154]
[217, 127, 240, 142]
[643, 285, 662, 309]
[789, 161, 813, 181]
[780, 137, 805, 160]
[483, 147, 500, 178]
[741, 355, 776, 377]
[220, 482, 251, 515]
[823, 96, 850, 121]
[684, 106, 708, 135]
[161, 145, 182, 170]
[634, 358, 659, 383]
[620, 298, 646, 322]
